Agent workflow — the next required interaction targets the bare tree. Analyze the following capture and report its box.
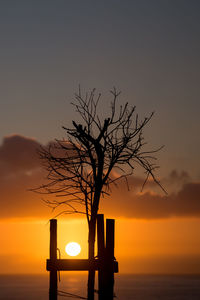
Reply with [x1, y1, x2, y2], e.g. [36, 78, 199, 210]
[36, 88, 164, 300]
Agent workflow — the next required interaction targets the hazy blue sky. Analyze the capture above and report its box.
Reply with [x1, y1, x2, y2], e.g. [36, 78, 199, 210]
[0, 0, 200, 177]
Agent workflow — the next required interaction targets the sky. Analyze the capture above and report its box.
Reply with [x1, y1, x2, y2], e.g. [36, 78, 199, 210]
[0, 0, 200, 274]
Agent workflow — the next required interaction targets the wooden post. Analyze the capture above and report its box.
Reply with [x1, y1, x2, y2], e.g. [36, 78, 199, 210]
[97, 214, 105, 300]
[105, 219, 115, 299]
[49, 219, 57, 300]
[46, 218, 118, 300]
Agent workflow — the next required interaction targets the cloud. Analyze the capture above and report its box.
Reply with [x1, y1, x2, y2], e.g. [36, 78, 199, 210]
[101, 180, 200, 219]
[0, 134, 41, 174]
[0, 135, 50, 218]
[0, 134, 200, 220]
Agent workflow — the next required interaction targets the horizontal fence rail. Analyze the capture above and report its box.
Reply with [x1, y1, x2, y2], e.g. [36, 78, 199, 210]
[47, 258, 118, 272]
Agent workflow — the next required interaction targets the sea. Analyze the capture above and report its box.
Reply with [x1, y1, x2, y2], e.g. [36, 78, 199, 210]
[0, 273, 200, 300]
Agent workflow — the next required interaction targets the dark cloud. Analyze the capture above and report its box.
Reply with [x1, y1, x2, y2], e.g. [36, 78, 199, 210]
[0, 135, 41, 174]
[0, 135, 50, 218]
[101, 181, 200, 219]
[0, 135, 200, 219]
[162, 169, 191, 193]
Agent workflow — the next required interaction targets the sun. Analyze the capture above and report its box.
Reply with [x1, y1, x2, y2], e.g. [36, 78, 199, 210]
[65, 242, 81, 256]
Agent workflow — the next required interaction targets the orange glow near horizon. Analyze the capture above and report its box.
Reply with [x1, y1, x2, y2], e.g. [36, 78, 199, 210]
[1, 217, 200, 274]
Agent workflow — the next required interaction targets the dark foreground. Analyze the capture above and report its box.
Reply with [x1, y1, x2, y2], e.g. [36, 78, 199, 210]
[0, 273, 200, 299]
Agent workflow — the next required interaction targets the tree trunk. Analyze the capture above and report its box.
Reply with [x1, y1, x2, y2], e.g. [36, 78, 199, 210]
[87, 218, 96, 300]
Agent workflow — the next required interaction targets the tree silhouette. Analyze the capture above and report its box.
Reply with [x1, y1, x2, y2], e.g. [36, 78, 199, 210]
[37, 87, 163, 300]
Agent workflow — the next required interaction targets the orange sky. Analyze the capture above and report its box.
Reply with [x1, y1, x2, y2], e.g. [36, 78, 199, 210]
[0, 135, 200, 275]
[1, 216, 200, 274]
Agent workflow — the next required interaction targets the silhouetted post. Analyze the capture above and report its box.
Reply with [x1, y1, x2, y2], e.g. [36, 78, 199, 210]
[105, 219, 115, 299]
[46, 218, 117, 300]
[49, 219, 57, 300]
[97, 214, 105, 300]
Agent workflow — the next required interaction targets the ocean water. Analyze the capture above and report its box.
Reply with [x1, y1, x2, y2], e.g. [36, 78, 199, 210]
[0, 273, 200, 300]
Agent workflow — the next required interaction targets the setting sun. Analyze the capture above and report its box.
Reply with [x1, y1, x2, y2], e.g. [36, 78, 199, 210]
[65, 242, 81, 256]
